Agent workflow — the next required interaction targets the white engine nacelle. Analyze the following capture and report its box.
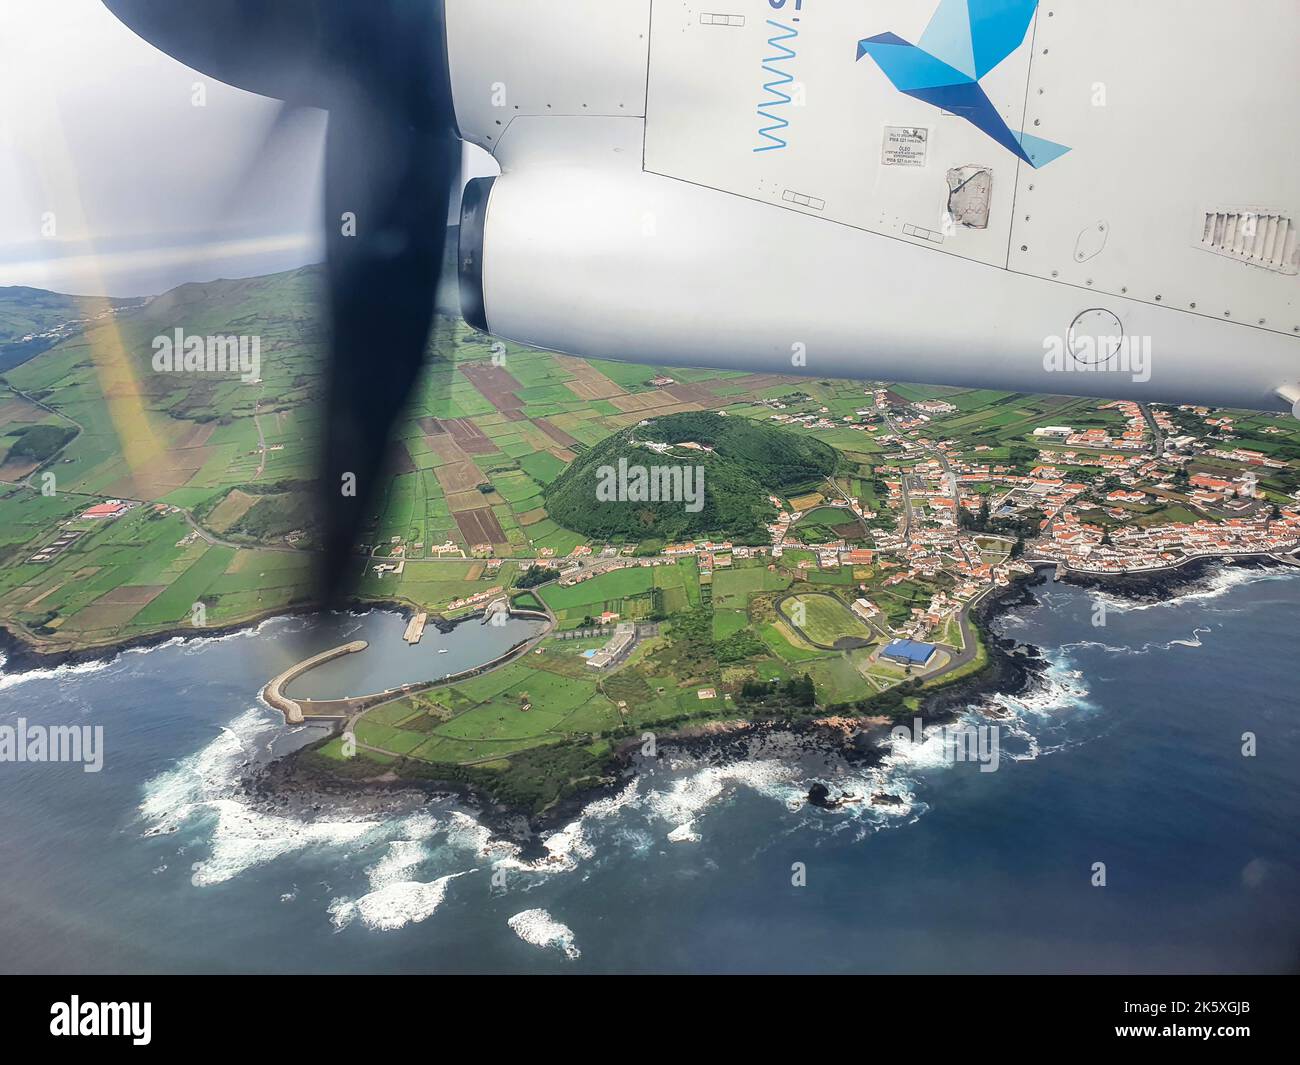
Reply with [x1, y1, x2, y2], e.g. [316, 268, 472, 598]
[449, 0, 1300, 415]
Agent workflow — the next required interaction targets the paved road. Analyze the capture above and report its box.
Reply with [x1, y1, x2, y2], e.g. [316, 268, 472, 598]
[924, 585, 993, 682]
[1139, 403, 1165, 458]
[894, 472, 922, 542]
[931, 448, 979, 566]
[881, 404, 964, 547]
[1, 382, 84, 490]
[879, 408, 916, 541]
[252, 394, 269, 479]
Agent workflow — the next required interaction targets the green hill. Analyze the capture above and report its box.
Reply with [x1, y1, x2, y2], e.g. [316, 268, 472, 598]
[0, 287, 145, 373]
[544, 411, 837, 544]
[0, 287, 81, 345]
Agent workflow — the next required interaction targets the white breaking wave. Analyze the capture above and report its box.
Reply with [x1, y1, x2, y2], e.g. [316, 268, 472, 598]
[982, 652, 1092, 762]
[139, 706, 391, 886]
[645, 758, 804, 839]
[580, 779, 641, 820]
[635, 750, 927, 845]
[330, 871, 471, 932]
[145, 713, 476, 930]
[0, 656, 113, 694]
[0, 611, 308, 693]
[1166, 626, 1212, 649]
[174, 613, 299, 655]
[139, 707, 275, 832]
[442, 786, 637, 878]
[129, 576, 1126, 938]
[1089, 564, 1295, 616]
[187, 799, 377, 886]
[324, 815, 477, 932]
[508, 909, 580, 960]
[667, 821, 701, 843]
[366, 832, 438, 891]
[987, 651, 1092, 720]
[1058, 639, 1141, 655]
[878, 649, 1093, 786]
[1061, 626, 1216, 656]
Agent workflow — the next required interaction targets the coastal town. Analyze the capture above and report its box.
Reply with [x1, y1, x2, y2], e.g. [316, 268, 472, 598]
[459, 386, 1300, 675]
[4, 279, 1300, 802]
[764, 387, 1300, 576]
[9, 377, 1299, 690]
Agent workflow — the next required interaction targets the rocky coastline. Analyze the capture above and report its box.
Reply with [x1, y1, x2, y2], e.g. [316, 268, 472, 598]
[7, 553, 1290, 853]
[252, 552, 1294, 847]
[238, 564, 1058, 850]
[0, 597, 477, 675]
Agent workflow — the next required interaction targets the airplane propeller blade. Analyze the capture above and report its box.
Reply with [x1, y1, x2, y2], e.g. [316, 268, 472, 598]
[102, 1, 462, 606]
[318, 89, 459, 605]
[103, 0, 335, 107]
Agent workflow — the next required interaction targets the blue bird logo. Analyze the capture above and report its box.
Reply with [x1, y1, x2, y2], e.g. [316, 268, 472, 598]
[858, 0, 1070, 168]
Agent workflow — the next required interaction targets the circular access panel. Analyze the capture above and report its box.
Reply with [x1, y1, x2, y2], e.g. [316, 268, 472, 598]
[1067, 308, 1124, 366]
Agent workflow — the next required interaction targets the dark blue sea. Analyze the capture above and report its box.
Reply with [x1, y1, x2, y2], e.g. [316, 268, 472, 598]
[1, 570, 1297, 974]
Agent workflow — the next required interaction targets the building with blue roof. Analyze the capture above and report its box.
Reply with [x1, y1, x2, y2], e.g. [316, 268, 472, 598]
[881, 639, 939, 667]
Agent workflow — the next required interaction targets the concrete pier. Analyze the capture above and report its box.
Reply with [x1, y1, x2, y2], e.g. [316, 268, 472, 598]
[257, 603, 558, 731]
[403, 612, 428, 644]
[261, 640, 367, 724]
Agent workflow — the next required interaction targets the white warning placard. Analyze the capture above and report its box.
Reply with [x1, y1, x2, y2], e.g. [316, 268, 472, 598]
[882, 126, 929, 167]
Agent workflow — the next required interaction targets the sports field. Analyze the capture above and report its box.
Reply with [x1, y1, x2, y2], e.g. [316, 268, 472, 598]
[779, 592, 874, 647]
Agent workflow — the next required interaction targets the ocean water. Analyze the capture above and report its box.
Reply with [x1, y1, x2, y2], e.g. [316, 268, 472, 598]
[0, 571, 1297, 974]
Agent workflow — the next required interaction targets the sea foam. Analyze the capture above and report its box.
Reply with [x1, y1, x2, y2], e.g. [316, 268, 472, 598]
[508, 909, 581, 960]
[0, 656, 112, 694]
[330, 871, 471, 932]
[140, 706, 391, 885]
[1089, 564, 1295, 616]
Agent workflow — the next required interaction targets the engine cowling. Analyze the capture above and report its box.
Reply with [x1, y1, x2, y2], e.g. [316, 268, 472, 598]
[458, 115, 1300, 414]
[444, 0, 651, 154]
[457, 175, 495, 334]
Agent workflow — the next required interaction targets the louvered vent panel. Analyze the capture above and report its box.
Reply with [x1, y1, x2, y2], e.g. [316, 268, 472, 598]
[1199, 210, 1298, 275]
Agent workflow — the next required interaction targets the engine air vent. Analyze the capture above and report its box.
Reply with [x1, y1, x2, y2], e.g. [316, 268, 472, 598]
[1199, 209, 1298, 275]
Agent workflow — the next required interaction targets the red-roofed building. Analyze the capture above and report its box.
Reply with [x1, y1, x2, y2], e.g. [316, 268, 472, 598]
[81, 502, 128, 520]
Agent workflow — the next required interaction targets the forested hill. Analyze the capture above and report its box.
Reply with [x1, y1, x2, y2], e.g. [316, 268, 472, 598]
[544, 411, 838, 545]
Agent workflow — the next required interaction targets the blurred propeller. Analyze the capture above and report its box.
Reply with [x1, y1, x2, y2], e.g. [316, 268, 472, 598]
[103, 0, 461, 607]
